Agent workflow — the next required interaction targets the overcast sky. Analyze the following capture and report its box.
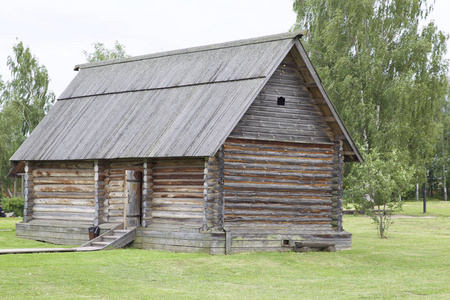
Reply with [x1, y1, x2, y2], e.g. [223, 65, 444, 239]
[0, 0, 449, 98]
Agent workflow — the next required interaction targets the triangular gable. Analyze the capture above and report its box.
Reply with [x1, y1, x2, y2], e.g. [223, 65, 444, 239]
[226, 41, 362, 162]
[229, 51, 335, 144]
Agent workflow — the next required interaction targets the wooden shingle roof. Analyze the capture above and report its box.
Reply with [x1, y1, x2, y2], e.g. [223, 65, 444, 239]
[10, 31, 362, 162]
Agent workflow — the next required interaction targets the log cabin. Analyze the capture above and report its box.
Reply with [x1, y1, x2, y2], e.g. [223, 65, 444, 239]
[9, 31, 362, 254]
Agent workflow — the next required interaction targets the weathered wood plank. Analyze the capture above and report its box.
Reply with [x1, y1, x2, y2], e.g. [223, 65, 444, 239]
[34, 184, 95, 193]
[33, 177, 95, 185]
[32, 168, 94, 177]
[33, 205, 95, 213]
[34, 198, 95, 206]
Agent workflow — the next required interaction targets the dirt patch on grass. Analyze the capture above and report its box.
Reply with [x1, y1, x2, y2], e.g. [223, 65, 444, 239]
[391, 215, 437, 219]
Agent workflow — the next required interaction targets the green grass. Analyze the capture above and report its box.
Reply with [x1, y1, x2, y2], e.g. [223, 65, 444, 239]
[400, 200, 450, 217]
[0, 212, 449, 299]
[0, 218, 72, 249]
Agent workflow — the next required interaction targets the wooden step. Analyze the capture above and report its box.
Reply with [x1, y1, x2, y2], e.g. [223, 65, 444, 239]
[102, 236, 119, 242]
[77, 246, 103, 252]
[113, 230, 130, 236]
[91, 242, 109, 247]
[78, 224, 136, 251]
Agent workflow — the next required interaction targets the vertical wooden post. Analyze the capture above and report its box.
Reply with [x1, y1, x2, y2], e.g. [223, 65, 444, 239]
[142, 161, 153, 227]
[21, 175, 24, 198]
[202, 158, 209, 231]
[218, 146, 225, 231]
[94, 160, 99, 226]
[13, 175, 17, 198]
[142, 161, 148, 227]
[23, 162, 34, 223]
[331, 139, 344, 231]
[103, 162, 110, 223]
[225, 229, 231, 255]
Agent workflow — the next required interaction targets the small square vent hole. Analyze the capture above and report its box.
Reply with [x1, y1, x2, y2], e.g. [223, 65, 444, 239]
[282, 239, 290, 247]
[277, 97, 286, 106]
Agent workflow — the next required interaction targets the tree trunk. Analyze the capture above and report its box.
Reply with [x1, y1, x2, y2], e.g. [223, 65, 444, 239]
[416, 183, 419, 201]
[423, 183, 427, 213]
[443, 163, 447, 202]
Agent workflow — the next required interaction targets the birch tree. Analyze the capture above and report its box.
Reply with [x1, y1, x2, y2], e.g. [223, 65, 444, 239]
[83, 41, 129, 62]
[292, 0, 448, 169]
[0, 42, 55, 194]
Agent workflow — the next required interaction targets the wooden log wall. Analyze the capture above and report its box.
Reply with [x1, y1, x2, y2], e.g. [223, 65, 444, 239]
[150, 158, 205, 228]
[228, 52, 334, 144]
[223, 138, 334, 229]
[30, 161, 96, 222]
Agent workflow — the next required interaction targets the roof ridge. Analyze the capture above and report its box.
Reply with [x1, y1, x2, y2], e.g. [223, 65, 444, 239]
[74, 30, 306, 71]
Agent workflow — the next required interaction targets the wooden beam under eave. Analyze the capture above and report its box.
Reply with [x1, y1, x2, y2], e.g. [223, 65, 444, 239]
[313, 97, 326, 104]
[307, 87, 322, 98]
[324, 116, 336, 122]
[343, 151, 356, 156]
[305, 82, 317, 88]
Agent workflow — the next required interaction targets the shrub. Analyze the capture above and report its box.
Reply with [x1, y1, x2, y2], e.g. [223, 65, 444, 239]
[1, 197, 24, 217]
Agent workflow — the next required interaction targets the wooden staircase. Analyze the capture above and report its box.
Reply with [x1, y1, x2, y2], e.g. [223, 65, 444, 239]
[77, 224, 136, 252]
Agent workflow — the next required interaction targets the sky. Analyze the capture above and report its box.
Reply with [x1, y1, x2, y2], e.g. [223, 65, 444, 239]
[0, 0, 449, 98]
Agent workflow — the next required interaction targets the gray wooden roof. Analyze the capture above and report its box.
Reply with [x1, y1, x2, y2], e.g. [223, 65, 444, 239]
[10, 31, 362, 162]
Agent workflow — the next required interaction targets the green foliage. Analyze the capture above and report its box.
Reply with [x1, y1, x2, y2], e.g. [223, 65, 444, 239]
[1, 197, 24, 217]
[344, 150, 414, 238]
[0, 42, 55, 194]
[292, 0, 448, 177]
[429, 94, 449, 200]
[292, 0, 449, 235]
[83, 41, 129, 62]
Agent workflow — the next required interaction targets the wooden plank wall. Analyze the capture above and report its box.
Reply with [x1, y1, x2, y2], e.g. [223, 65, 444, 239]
[223, 138, 334, 229]
[149, 158, 205, 228]
[137, 158, 225, 253]
[229, 52, 334, 144]
[30, 161, 95, 222]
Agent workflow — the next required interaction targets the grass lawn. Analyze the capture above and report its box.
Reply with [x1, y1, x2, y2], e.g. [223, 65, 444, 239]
[0, 203, 449, 299]
[400, 199, 450, 217]
[0, 218, 74, 249]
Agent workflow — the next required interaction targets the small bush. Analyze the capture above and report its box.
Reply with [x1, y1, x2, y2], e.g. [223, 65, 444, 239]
[1, 197, 24, 217]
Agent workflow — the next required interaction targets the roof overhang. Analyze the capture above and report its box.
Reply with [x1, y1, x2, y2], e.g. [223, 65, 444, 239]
[7, 160, 25, 177]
